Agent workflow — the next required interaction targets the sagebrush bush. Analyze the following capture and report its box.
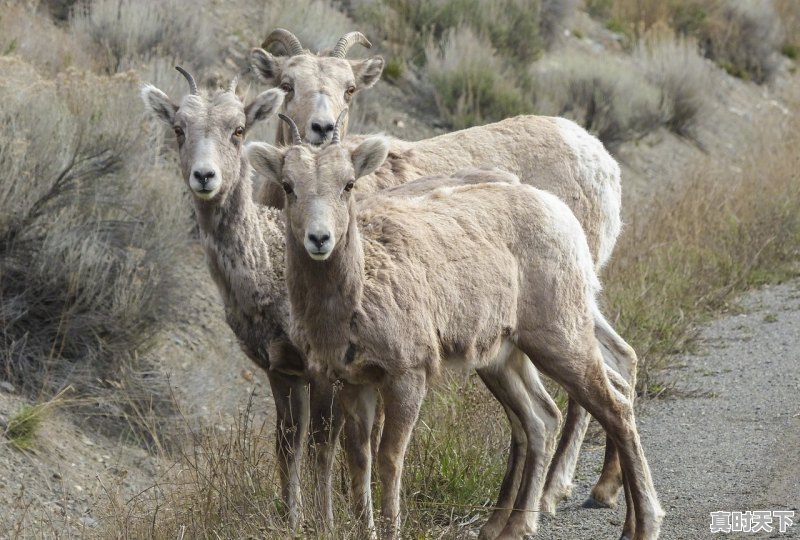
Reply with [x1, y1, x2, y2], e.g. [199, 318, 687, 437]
[0, 57, 190, 441]
[533, 50, 663, 148]
[70, 0, 218, 73]
[353, 0, 574, 66]
[775, 0, 800, 58]
[0, 5, 94, 75]
[635, 33, 713, 138]
[697, 0, 782, 82]
[426, 25, 531, 129]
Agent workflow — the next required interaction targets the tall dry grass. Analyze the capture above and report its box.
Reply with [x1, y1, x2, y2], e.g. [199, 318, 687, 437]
[603, 107, 800, 391]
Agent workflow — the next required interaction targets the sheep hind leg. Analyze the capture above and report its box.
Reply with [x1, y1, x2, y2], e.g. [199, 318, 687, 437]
[475, 361, 529, 540]
[540, 397, 591, 513]
[489, 348, 560, 540]
[585, 318, 640, 509]
[536, 341, 662, 540]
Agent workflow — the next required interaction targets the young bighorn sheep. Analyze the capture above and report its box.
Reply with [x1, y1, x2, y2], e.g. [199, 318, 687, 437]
[140, 69, 339, 530]
[250, 30, 630, 510]
[247, 117, 663, 540]
[259, 118, 629, 511]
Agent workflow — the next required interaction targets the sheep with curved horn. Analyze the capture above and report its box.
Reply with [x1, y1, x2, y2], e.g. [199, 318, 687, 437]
[250, 30, 384, 146]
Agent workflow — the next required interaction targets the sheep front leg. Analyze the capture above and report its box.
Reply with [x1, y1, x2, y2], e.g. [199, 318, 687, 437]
[377, 370, 426, 539]
[308, 372, 344, 529]
[341, 382, 379, 534]
[266, 370, 310, 530]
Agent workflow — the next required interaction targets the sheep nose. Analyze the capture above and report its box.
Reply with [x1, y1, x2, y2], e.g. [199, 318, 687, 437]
[307, 232, 330, 249]
[193, 169, 215, 186]
[311, 121, 335, 137]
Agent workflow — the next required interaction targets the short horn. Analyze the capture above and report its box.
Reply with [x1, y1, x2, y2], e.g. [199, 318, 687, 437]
[278, 113, 303, 145]
[229, 66, 250, 94]
[330, 31, 372, 58]
[175, 66, 198, 95]
[263, 28, 304, 57]
[330, 108, 348, 145]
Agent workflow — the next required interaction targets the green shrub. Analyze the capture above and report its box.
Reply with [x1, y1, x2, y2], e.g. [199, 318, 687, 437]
[533, 50, 663, 149]
[426, 25, 531, 129]
[635, 34, 712, 138]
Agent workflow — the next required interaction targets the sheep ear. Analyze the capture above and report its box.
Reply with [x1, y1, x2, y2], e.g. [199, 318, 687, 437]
[351, 56, 384, 90]
[247, 142, 285, 185]
[141, 84, 177, 124]
[249, 48, 283, 86]
[245, 88, 284, 130]
[351, 136, 389, 179]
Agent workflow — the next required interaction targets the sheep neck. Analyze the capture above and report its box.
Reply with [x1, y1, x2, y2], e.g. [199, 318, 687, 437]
[286, 198, 363, 362]
[193, 158, 286, 339]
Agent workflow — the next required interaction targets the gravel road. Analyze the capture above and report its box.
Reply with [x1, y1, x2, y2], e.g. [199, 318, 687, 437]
[541, 279, 800, 539]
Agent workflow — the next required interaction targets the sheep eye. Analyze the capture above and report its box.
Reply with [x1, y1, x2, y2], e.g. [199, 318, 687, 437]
[280, 82, 293, 93]
[345, 86, 356, 99]
[344, 181, 354, 192]
[282, 181, 293, 194]
[234, 126, 245, 138]
[173, 126, 184, 137]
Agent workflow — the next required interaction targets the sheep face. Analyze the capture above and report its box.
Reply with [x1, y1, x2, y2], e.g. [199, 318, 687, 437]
[141, 79, 283, 202]
[247, 137, 389, 260]
[250, 48, 383, 145]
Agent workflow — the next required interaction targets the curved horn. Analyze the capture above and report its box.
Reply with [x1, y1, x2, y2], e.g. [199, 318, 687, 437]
[330, 31, 372, 58]
[228, 66, 250, 94]
[263, 28, 304, 56]
[175, 66, 198, 95]
[278, 113, 302, 145]
[330, 108, 348, 145]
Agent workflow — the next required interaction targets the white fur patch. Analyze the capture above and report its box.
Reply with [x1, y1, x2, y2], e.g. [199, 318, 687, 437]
[553, 117, 622, 269]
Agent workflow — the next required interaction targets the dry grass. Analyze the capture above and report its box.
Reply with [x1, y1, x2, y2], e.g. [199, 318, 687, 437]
[96, 377, 508, 538]
[603, 108, 800, 392]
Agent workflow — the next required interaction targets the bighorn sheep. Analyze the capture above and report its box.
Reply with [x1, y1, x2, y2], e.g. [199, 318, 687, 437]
[251, 28, 384, 146]
[250, 30, 630, 511]
[246, 117, 663, 540]
[140, 69, 334, 529]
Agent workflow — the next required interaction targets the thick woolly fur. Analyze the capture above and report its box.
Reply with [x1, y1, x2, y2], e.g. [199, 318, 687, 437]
[249, 140, 663, 540]
[258, 114, 630, 515]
